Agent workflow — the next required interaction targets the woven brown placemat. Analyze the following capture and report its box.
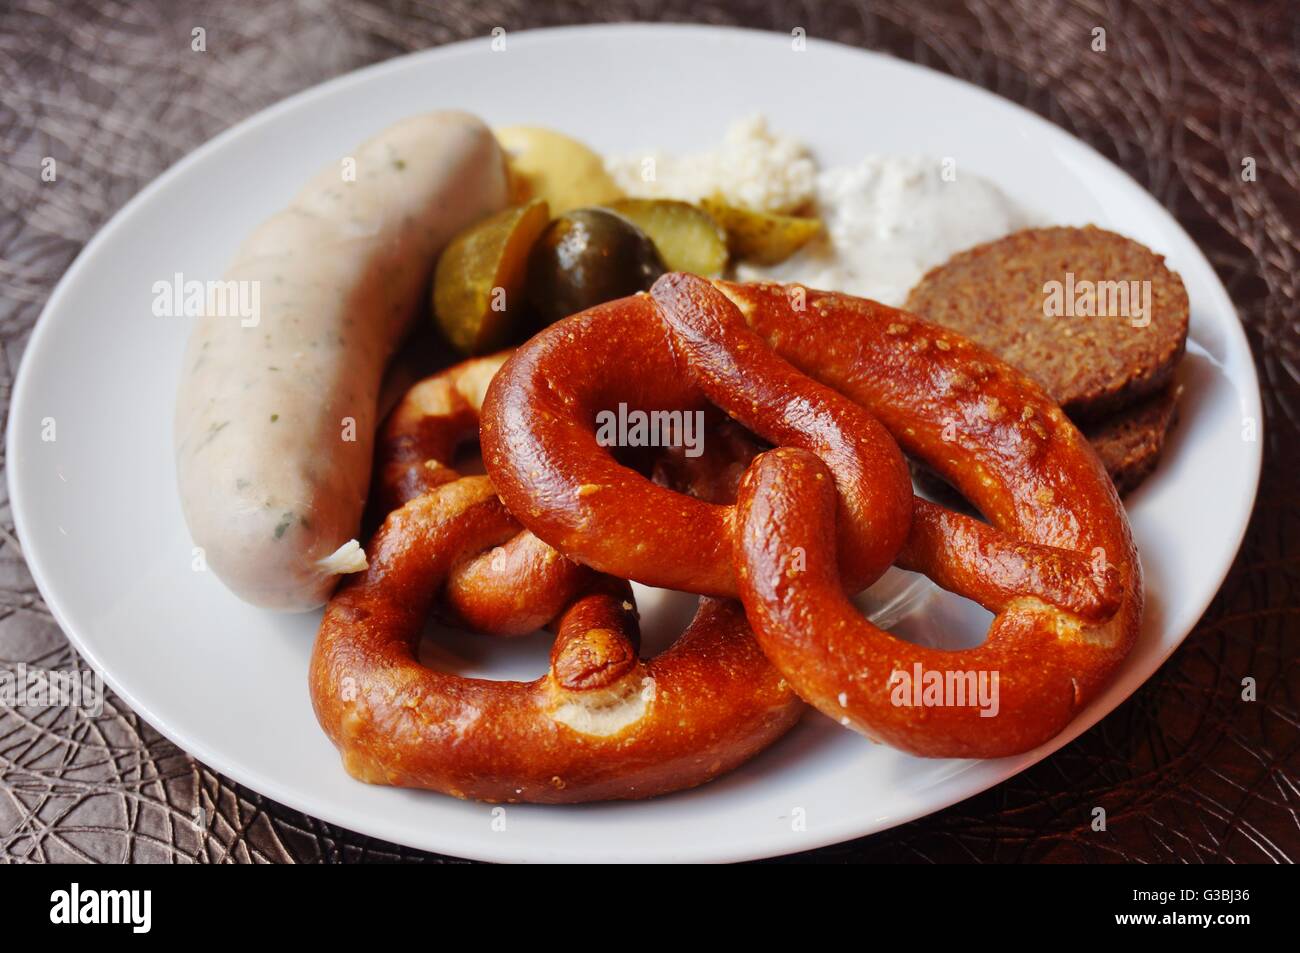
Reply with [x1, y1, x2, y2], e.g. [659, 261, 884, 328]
[0, 0, 1295, 863]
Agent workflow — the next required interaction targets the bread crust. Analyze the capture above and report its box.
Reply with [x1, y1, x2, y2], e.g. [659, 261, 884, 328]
[1085, 383, 1182, 494]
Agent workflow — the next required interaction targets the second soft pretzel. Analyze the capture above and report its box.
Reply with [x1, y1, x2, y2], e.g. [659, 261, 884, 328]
[310, 353, 803, 802]
[374, 353, 590, 635]
[482, 275, 1141, 758]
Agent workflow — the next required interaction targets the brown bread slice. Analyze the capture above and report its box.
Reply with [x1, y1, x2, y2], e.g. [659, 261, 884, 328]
[1084, 382, 1182, 495]
[905, 226, 1189, 420]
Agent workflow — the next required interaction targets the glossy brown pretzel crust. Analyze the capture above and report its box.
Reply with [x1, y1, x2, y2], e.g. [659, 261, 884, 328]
[483, 276, 1141, 760]
[310, 356, 802, 802]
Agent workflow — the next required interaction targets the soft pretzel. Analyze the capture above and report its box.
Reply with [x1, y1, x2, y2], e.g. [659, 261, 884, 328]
[666, 276, 1141, 758]
[481, 275, 1140, 758]
[482, 281, 1122, 620]
[374, 353, 589, 635]
[310, 357, 803, 802]
[480, 297, 915, 598]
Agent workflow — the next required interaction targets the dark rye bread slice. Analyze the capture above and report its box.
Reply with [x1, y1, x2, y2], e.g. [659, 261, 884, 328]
[1083, 382, 1182, 495]
[904, 226, 1189, 421]
[911, 381, 1182, 505]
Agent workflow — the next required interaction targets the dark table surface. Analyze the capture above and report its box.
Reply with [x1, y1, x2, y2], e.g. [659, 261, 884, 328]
[0, 0, 1295, 863]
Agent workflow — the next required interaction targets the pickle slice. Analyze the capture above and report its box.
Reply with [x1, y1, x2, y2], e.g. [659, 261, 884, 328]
[604, 198, 729, 276]
[433, 198, 550, 355]
[700, 198, 822, 266]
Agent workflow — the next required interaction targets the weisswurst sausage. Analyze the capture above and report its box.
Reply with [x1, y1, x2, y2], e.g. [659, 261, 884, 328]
[175, 111, 508, 610]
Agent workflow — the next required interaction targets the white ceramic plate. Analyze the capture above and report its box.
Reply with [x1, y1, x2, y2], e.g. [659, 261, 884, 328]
[7, 24, 1262, 863]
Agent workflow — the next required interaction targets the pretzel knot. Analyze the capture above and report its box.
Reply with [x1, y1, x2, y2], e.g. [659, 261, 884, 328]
[483, 274, 1142, 760]
[310, 356, 802, 803]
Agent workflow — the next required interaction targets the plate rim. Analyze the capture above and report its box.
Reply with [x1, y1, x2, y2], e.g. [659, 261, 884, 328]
[5, 22, 1264, 863]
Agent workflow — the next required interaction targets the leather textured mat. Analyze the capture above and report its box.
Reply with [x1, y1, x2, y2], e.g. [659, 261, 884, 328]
[0, 0, 1295, 863]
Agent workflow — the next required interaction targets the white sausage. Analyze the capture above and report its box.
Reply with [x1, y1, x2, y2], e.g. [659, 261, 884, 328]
[175, 111, 508, 610]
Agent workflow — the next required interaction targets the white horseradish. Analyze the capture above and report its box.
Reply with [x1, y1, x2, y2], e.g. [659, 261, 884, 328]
[741, 155, 1033, 306]
[610, 116, 1032, 307]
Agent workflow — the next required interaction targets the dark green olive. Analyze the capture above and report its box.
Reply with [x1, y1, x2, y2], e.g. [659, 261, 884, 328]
[526, 208, 666, 326]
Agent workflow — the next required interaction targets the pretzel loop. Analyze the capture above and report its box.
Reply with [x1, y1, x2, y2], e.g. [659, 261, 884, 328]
[482, 275, 1141, 760]
[374, 353, 591, 635]
[311, 356, 803, 802]
[480, 293, 915, 598]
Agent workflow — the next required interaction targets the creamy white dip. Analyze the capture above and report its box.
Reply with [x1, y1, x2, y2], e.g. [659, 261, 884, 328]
[610, 120, 1032, 307]
[742, 156, 1031, 305]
